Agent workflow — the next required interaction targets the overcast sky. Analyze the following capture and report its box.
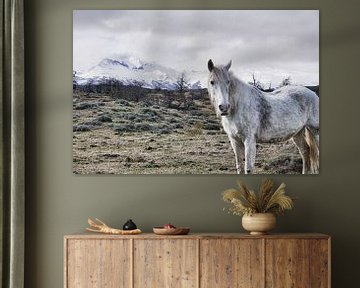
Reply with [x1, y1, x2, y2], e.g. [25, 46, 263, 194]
[73, 10, 319, 86]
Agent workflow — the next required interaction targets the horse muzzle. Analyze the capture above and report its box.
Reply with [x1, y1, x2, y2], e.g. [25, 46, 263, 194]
[219, 104, 230, 116]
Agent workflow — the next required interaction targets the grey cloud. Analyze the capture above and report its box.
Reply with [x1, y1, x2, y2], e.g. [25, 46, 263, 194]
[73, 10, 318, 85]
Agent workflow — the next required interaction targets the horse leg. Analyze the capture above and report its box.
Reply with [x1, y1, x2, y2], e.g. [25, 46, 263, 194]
[229, 137, 244, 173]
[307, 127, 319, 148]
[305, 127, 319, 173]
[292, 130, 311, 174]
[244, 137, 256, 174]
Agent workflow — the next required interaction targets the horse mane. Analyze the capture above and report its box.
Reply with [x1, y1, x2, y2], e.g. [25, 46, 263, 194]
[229, 72, 264, 99]
[229, 71, 265, 102]
[229, 72, 271, 130]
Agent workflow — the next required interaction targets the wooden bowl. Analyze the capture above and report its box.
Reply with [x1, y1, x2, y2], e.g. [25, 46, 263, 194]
[153, 227, 190, 235]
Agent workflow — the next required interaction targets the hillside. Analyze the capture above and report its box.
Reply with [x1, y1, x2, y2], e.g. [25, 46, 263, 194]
[73, 89, 303, 174]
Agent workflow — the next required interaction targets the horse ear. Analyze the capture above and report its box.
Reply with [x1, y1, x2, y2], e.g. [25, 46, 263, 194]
[225, 60, 232, 71]
[208, 59, 214, 72]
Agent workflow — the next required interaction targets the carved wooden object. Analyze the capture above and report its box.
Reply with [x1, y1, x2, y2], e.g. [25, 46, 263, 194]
[86, 218, 141, 235]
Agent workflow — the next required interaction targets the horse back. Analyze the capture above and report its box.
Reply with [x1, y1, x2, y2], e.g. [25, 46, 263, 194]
[266, 85, 318, 116]
[254, 85, 319, 141]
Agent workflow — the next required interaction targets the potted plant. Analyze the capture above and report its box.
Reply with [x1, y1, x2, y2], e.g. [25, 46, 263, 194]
[222, 179, 294, 235]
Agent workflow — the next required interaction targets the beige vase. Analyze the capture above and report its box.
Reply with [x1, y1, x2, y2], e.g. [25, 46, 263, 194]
[242, 213, 276, 235]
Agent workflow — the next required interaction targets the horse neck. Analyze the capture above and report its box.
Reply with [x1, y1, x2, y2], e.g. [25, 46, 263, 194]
[229, 74, 257, 106]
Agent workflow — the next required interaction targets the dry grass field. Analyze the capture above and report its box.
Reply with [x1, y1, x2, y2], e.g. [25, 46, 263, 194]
[73, 91, 302, 174]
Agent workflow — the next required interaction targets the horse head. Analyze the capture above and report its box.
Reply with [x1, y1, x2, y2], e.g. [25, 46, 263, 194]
[207, 59, 233, 116]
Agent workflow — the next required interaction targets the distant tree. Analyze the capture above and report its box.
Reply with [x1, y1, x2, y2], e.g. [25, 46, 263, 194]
[164, 90, 176, 109]
[280, 76, 291, 87]
[262, 82, 275, 93]
[131, 80, 145, 102]
[107, 78, 123, 97]
[153, 81, 163, 92]
[85, 78, 94, 93]
[176, 73, 191, 110]
[94, 77, 107, 94]
[248, 73, 264, 90]
[73, 71, 77, 91]
[176, 73, 189, 94]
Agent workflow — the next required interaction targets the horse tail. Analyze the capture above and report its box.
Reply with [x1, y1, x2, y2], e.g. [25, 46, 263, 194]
[305, 127, 319, 173]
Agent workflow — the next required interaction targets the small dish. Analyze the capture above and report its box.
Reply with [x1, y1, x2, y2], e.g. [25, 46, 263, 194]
[153, 227, 190, 235]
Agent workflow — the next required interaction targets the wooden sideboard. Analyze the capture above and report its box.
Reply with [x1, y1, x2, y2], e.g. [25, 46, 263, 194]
[64, 233, 330, 288]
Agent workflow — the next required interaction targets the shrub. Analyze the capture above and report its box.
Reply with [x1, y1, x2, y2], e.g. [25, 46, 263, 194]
[113, 123, 135, 133]
[147, 116, 159, 122]
[73, 124, 93, 132]
[97, 115, 113, 123]
[168, 117, 180, 123]
[134, 123, 152, 131]
[124, 114, 136, 121]
[186, 122, 203, 136]
[74, 102, 104, 110]
[139, 107, 159, 117]
[116, 99, 133, 106]
[190, 110, 205, 117]
[74, 102, 97, 110]
[83, 120, 102, 127]
[203, 122, 221, 130]
[206, 131, 219, 135]
[171, 123, 183, 129]
[157, 128, 171, 134]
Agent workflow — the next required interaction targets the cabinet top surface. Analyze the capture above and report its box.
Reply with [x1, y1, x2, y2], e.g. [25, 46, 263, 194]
[64, 232, 330, 240]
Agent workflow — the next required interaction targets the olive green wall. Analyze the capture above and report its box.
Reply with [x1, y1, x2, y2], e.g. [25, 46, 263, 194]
[24, 0, 360, 287]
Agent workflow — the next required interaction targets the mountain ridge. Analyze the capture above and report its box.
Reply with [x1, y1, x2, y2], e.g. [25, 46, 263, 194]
[74, 55, 206, 90]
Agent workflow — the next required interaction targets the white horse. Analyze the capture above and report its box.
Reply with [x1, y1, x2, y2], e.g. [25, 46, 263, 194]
[207, 59, 319, 174]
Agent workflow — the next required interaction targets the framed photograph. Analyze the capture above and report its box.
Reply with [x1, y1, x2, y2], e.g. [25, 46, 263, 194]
[73, 10, 319, 175]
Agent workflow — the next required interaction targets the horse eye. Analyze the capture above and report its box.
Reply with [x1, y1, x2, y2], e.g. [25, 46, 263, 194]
[210, 80, 215, 85]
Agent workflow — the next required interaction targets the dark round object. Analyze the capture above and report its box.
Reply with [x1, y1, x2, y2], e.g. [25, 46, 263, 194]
[123, 219, 137, 230]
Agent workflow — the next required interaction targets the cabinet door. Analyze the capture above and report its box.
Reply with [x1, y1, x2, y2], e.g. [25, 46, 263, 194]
[66, 239, 131, 288]
[309, 239, 330, 288]
[200, 239, 264, 288]
[134, 239, 198, 288]
[265, 239, 322, 288]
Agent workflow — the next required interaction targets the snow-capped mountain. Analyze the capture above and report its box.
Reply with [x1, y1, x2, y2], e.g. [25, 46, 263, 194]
[74, 55, 206, 90]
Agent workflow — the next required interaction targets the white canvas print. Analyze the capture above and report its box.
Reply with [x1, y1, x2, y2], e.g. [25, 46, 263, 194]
[73, 10, 319, 174]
